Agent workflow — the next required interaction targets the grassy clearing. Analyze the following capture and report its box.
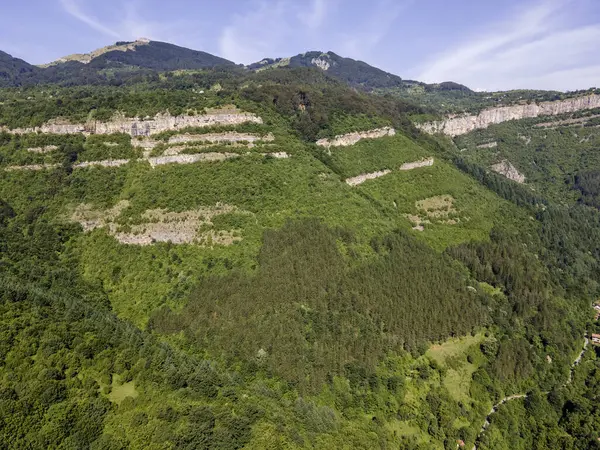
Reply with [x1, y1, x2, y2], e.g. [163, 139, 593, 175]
[108, 374, 139, 405]
[358, 160, 527, 250]
[327, 133, 427, 178]
[427, 332, 486, 402]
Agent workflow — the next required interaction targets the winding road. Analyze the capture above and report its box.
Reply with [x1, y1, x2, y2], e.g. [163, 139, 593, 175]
[472, 334, 589, 450]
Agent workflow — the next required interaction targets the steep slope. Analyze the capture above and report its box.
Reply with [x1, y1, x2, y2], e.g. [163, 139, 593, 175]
[0, 50, 38, 87]
[249, 50, 473, 96]
[0, 66, 598, 450]
[452, 106, 600, 205]
[418, 92, 600, 136]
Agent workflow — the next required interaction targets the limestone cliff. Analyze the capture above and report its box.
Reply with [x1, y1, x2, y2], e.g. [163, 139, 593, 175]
[3, 108, 263, 137]
[417, 94, 600, 137]
[316, 127, 395, 148]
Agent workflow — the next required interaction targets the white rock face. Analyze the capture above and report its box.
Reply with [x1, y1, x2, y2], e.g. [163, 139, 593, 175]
[4, 151, 291, 172]
[399, 158, 434, 170]
[417, 94, 600, 136]
[477, 142, 498, 149]
[268, 152, 289, 159]
[491, 160, 525, 183]
[316, 127, 395, 148]
[345, 170, 391, 186]
[74, 159, 130, 168]
[4, 109, 263, 137]
[71, 201, 242, 246]
[311, 57, 331, 71]
[147, 152, 239, 167]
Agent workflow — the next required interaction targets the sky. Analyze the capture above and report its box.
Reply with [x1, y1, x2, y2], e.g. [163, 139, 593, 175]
[1, 0, 599, 92]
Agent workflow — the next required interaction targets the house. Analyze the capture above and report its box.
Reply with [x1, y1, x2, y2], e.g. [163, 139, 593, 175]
[592, 334, 600, 345]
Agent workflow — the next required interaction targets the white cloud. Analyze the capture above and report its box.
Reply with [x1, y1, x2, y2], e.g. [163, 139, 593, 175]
[416, 0, 598, 91]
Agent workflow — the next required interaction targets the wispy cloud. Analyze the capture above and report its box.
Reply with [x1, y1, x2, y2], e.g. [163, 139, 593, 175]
[59, 0, 121, 38]
[297, 0, 330, 29]
[218, 0, 407, 64]
[58, 0, 203, 49]
[336, 0, 413, 58]
[416, 0, 597, 91]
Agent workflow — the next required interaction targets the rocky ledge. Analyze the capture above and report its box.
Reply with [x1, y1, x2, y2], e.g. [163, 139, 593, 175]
[316, 127, 395, 148]
[3, 108, 263, 137]
[417, 94, 600, 137]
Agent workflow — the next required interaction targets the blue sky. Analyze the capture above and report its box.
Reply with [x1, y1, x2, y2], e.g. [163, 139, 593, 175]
[1, 0, 599, 91]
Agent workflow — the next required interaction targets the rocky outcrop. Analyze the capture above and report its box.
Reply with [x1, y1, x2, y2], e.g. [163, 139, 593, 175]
[491, 160, 525, 183]
[4, 108, 263, 137]
[418, 94, 600, 136]
[148, 153, 239, 167]
[399, 158, 434, 170]
[316, 127, 395, 148]
[74, 159, 130, 169]
[477, 142, 497, 149]
[311, 57, 331, 71]
[4, 151, 291, 172]
[71, 201, 242, 246]
[27, 145, 58, 153]
[168, 132, 274, 145]
[346, 170, 391, 186]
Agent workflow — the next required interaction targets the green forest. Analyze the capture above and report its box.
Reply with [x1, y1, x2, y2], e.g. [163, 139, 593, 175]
[1, 51, 599, 450]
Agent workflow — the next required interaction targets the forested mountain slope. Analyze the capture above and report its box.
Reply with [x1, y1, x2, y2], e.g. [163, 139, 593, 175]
[0, 45, 599, 449]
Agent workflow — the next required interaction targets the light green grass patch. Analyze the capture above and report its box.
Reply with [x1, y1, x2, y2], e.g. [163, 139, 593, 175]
[108, 373, 139, 405]
[427, 333, 485, 402]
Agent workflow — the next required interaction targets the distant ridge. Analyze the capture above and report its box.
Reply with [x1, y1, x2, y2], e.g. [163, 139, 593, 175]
[247, 50, 473, 93]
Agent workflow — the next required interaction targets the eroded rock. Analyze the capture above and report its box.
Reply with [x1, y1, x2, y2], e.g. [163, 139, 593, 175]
[399, 158, 434, 170]
[4, 107, 263, 137]
[417, 94, 600, 136]
[491, 160, 525, 183]
[71, 201, 244, 246]
[316, 127, 395, 148]
[345, 170, 391, 186]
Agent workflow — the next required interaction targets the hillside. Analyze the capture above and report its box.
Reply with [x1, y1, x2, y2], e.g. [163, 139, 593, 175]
[0, 44, 599, 450]
[0, 40, 236, 87]
[47, 39, 236, 71]
[0, 50, 39, 86]
[248, 50, 473, 96]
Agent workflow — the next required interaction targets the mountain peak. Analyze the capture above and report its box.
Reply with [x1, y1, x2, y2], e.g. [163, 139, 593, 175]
[40, 38, 153, 67]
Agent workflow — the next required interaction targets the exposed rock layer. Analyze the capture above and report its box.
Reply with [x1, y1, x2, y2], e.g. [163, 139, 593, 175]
[316, 127, 395, 148]
[345, 170, 391, 186]
[399, 158, 434, 170]
[417, 94, 600, 136]
[3, 109, 263, 137]
[491, 160, 526, 183]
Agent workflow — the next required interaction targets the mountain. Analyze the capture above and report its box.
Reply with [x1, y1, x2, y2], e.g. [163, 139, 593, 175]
[248, 50, 472, 94]
[0, 50, 39, 86]
[0, 39, 236, 87]
[0, 40, 599, 450]
[42, 38, 236, 71]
